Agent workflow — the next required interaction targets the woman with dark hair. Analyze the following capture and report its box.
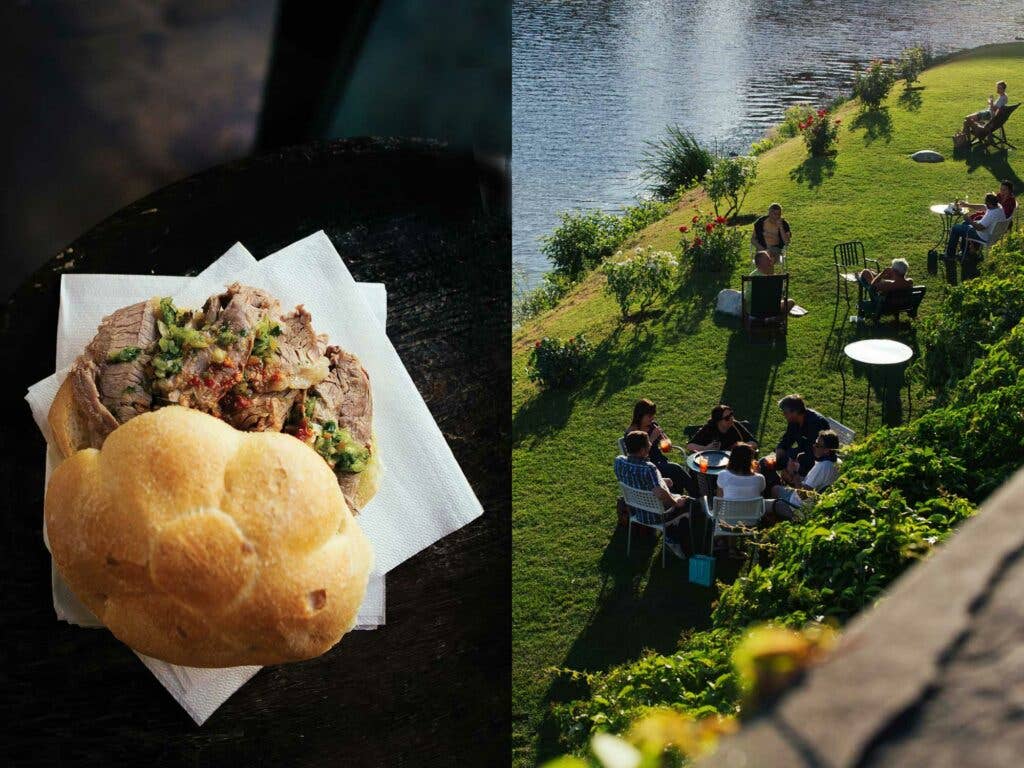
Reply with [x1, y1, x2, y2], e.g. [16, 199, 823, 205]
[625, 398, 693, 495]
[715, 442, 766, 500]
[686, 404, 756, 452]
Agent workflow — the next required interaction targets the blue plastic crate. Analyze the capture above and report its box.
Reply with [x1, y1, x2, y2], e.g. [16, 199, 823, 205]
[688, 554, 716, 587]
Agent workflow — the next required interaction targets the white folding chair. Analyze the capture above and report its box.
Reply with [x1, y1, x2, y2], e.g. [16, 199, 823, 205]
[619, 482, 679, 567]
[702, 496, 766, 540]
[980, 218, 1011, 257]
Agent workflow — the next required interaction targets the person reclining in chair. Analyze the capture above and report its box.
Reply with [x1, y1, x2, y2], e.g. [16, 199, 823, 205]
[963, 80, 1008, 136]
[615, 431, 694, 557]
[945, 193, 1007, 262]
[751, 203, 791, 263]
[858, 258, 913, 294]
[744, 250, 796, 314]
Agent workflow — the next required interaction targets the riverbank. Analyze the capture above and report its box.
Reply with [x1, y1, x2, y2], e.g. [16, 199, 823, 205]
[512, 42, 1024, 766]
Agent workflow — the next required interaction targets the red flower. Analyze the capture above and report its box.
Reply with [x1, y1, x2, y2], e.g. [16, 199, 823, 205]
[715, 215, 727, 224]
[679, 225, 689, 233]
[534, 340, 541, 348]
[693, 237, 703, 247]
[834, 118, 842, 125]
[692, 215, 700, 223]
[817, 109, 827, 118]
[705, 223, 714, 232]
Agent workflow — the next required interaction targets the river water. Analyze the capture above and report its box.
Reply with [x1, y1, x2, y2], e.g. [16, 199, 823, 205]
[513, 0, 1023, 287]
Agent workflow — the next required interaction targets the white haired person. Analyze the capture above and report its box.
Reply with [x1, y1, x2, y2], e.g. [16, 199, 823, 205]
[858, 258, 913, 294]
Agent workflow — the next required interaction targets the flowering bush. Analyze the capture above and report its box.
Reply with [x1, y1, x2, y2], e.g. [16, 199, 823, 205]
[798, 108, 841, 157]
[701, 156, 758, 219]
[853, 59, 896, 108]
[527, 335, 591, 389]
[602, 247, 678, 317]
[678, 211, 744, 272]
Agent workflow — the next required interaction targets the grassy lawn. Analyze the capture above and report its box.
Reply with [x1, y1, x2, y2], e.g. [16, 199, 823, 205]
[512, 43, 1024, 766]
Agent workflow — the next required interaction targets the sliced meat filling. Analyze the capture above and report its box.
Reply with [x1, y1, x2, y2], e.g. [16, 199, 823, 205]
[287, 346, 373, 485]
[70, 300, 158, 445]
[223, 305, 328, 432]
[152, 284, 281, 417]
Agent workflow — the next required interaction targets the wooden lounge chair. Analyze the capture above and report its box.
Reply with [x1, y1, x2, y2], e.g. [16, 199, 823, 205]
[857, 284, 926, 326]
[741, 273, 789, 341]
[969, 103, 1019, 151]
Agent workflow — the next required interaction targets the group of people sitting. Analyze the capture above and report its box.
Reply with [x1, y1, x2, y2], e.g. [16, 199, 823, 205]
[615, 395, 842, 558]
[945, 179, 1016, 263]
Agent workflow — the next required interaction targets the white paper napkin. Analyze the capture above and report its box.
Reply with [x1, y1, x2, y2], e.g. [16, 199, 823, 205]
[24, 244, 391, 725]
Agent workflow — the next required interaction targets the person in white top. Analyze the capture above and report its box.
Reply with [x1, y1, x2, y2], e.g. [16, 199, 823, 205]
[946, 193, 1007, 262]
[963, 80, 1009, 135]
[715, 442, 767, 500]
[763, 430, 842, 518]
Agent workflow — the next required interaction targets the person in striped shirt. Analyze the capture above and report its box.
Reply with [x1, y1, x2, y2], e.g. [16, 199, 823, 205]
[615, 430, 693, 556]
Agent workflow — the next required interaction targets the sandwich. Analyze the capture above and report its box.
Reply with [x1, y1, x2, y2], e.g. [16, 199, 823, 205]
[43, 284, 378, 666]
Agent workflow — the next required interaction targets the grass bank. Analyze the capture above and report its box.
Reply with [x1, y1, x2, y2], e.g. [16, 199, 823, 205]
[512, 42, 1024, 766]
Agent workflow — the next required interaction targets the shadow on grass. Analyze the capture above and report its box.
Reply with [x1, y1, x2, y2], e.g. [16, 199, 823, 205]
[897, 86, 924, 112]
[718, 319, 789, 446]
[532, 522, 744, 763]
[789, 153, 837, 189]
[850, 107, 894, 144]
[728, 213, 758, 227]
[963, 148, 1023, 190]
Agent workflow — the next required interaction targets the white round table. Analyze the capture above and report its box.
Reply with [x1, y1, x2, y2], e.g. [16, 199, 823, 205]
[843, 339, 914, 432]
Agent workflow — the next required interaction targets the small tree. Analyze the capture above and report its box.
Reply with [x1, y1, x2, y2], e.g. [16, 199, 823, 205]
[540, 209, 625, 279]
[602, 247, 678, 317]
[701, 156, 758, 220]
[897, 46, 926, 87]
[798, 108, 842, 157]
[853, 60, 896, 109]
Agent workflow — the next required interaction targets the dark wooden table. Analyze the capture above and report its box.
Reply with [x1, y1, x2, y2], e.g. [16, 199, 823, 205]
[0, 138, 510, 766]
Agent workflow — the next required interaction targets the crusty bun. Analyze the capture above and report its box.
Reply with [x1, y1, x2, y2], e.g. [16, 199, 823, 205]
[44, 406, 373, 667]
[48, 375, 89, 459]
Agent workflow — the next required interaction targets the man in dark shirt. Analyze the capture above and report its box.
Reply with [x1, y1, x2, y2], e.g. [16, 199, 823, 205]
[774, 394, 829, 477]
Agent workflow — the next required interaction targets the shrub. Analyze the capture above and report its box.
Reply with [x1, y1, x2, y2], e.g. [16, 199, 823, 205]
[513, 270, 576, 326]
[541, 210, 626, 279]
[678, 211, 745, 272]
[948, 320, 1024, 407]
[602, 247, 678, 317]
[701, 156, 757, 220]
[527, 335, 591, 389]
[897, 46, 926, 87]
[918, 271, 1024, 390]
[779, 104, 817, 138]
[798, 108, 841, 157]
[852, 59, 896, 109]
[642, 125, 716, 201]
[620, 198, 674, 234]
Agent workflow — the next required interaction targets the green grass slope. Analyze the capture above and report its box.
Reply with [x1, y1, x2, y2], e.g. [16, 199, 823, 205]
[512, 43, 1024, 766]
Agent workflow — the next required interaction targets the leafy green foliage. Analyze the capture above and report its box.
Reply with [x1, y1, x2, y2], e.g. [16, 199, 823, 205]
[897, 46, 927, 86]
[513, 270, 577, 326]
[552, 629, 740, 750]
[677, 211, 745, 272]
[527, 336, 592, 388]
[918, 270, 1024, 390]
[853, 60, 897, 108]
[602, 248, 679, 317]
[701, 156, 758, 219]
[541, 210, 627, 279]
[642, 126, 716, 201]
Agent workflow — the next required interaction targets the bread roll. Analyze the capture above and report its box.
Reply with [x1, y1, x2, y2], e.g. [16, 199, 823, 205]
[45, 406, 373, 667]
